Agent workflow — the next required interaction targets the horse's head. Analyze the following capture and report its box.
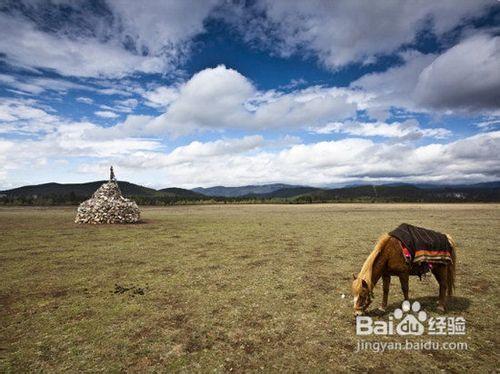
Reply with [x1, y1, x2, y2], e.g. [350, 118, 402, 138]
[351, 274, 372, 315]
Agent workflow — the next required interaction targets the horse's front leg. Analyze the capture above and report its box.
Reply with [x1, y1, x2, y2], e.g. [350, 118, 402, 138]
[380, 274, 391, 312]
[399, 273, 409, 301]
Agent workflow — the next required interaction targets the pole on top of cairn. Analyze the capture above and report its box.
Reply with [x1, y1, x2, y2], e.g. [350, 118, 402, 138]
[110, 166, 116, 182]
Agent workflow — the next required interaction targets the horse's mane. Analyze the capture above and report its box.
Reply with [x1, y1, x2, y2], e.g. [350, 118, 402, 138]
[353, 234, 392, 293]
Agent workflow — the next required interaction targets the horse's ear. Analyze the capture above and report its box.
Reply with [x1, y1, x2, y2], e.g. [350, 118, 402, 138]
[352, 273, 357, 280]
[361, 279, 368, 289]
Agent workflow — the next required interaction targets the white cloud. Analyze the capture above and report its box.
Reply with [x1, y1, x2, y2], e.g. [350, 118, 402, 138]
[0, 73, 96, 95]
[148, 65, 255, 134]
[115, 98, 138, 109]
[0, 73, 146, 103]
[96, 87, 133, 96]
[86, 115, 154, 140]
[351, 33, 500, 115]
[98, 98, 140, 113]
[475, 117, 500, 130]
[1, 105, 498, 187]
[95, 56, 497, 138]
[0, 139, 14, 180]
[226, 0, 493, 69]
[0, 98, 58, 134]
[107, 65, 357, 137]
[350, 51, 436, 113]
[76, 97, 94, 104]
[0, 73, 44, 94]
[0, 0, 220, 78]
[0, 99, 159, 158]
[312, 119, 451, 139]
[40, 122, 161, 158]
[107, 0, 219, 56]
[167, 135, 263, 160]
[0, 99, 52, 122]
[143, 86, 180, 108]
[414, 34, 500, 112]
[117, 135, 264, 169]
[0, 118, 162, 187]
[115, 99, 139, 113]
[1, 0, 492, 79]
[0, 14, 168, 78]
[73, 131, 500, 188]
[95, 111, 120, 119]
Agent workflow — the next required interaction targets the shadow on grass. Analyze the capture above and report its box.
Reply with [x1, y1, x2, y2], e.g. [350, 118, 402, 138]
[366, 296, 471, 317]
[418, 295, 471, 312]
[73, 219, 154, 227]
[129, 219, 153, 225]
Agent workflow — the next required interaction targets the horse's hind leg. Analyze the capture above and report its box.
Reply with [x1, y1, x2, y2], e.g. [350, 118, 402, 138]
[380, 275, 391, 312]
[399, 273, 409, 301]
[432, 265, 448, 312]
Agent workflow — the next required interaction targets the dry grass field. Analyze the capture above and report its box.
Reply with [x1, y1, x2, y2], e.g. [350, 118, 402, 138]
[0, 204, 498, 372]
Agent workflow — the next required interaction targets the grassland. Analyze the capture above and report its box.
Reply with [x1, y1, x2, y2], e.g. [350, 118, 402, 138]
[1, 204, 498, 373]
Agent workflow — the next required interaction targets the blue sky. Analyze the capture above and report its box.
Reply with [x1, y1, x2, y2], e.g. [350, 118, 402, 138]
[0, 0, 499, 189]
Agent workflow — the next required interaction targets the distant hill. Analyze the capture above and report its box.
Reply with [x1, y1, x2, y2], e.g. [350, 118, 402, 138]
[246, 186, 323, 198]
[394, 181, 500, 190]
[192, 183, 302, 197]
[1, 180, 499, 204]
[1, 181, 154, 198]
[448, 181, 500, 189]
[228, 183, 500, 202]
[157, 187, 204, 198]
[291, 184, 500, 203]
[0, 181, 200, 202]
[311, 185, 427, 201]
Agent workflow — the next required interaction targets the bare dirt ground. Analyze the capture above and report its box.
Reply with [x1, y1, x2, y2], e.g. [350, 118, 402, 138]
[0, 204, 498, 372]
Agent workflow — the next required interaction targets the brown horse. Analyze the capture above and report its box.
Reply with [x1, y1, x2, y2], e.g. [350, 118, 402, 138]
[352, 233, 457, 315]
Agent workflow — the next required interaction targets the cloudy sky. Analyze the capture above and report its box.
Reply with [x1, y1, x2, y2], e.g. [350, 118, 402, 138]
[0, 0, 499, 189]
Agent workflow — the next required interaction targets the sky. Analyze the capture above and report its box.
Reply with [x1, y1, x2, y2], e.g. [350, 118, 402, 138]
[0, 0, 499, 189]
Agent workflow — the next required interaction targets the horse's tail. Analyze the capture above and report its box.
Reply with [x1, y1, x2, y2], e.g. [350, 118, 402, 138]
[446, 234, 457, 296]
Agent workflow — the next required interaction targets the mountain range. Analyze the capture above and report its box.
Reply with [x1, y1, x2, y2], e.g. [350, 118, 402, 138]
[0, 181, 203, 202]
[192, 183, 304, 197]
[1, 181, 499, 204]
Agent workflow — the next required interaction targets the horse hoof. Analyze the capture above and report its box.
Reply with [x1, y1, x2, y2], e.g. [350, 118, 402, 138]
[437, 306, 446, 313]
[378, 307, 386, 313]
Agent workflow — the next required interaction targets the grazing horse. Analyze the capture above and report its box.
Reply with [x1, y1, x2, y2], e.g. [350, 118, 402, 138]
[352, 233, 456, 315]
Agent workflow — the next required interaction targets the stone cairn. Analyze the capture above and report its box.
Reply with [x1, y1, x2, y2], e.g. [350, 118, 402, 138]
[75, 166, 140, 224]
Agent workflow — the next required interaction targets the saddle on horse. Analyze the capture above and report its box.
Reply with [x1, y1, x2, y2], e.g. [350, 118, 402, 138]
[389, 223, 453, 277]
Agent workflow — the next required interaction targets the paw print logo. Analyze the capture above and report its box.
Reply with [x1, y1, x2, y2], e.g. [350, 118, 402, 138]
[394, 300, 427, 336]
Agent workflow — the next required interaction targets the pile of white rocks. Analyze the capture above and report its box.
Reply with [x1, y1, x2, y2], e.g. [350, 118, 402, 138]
[75, 167, 140, 224]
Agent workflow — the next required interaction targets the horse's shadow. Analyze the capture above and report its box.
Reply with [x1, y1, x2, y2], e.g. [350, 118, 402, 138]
[367, 296, 470, 317]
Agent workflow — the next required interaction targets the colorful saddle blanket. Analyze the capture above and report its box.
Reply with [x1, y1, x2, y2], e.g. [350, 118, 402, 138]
[389, 223, 452, 265]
